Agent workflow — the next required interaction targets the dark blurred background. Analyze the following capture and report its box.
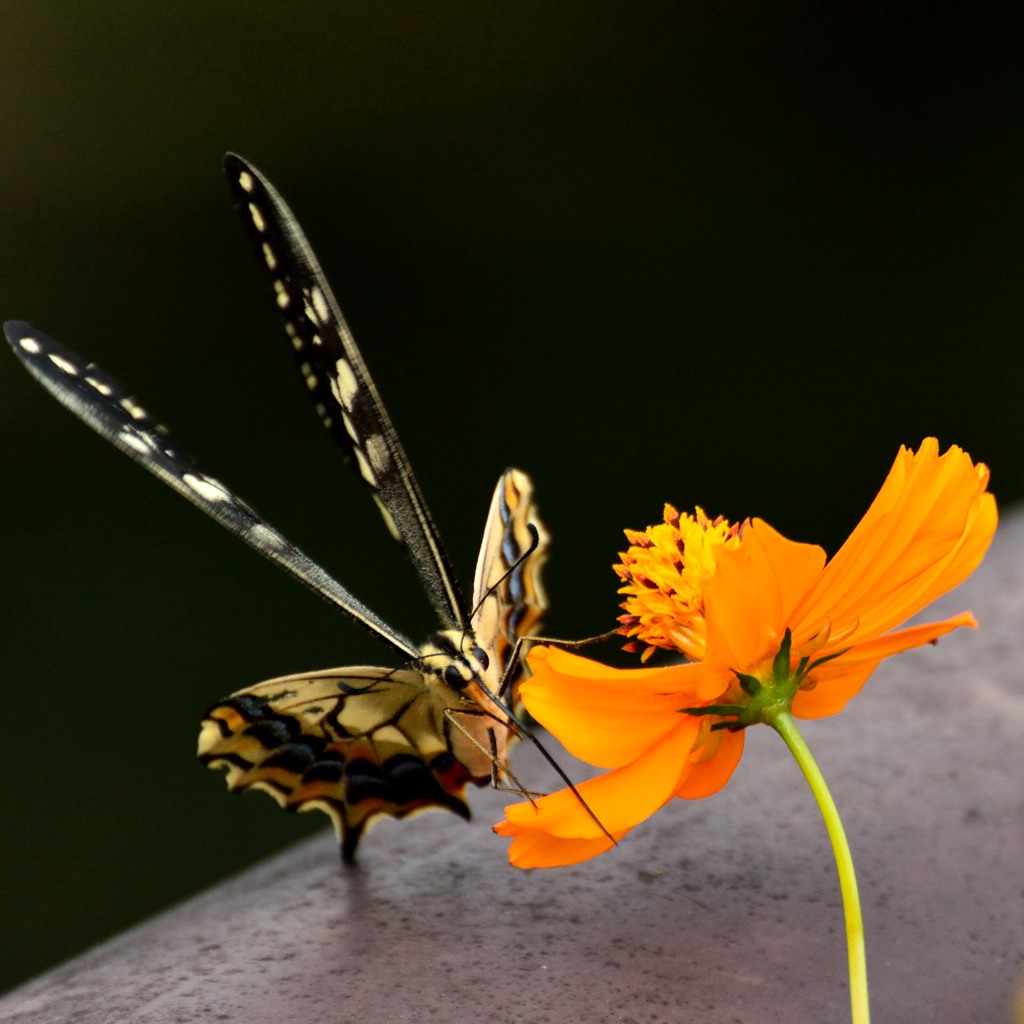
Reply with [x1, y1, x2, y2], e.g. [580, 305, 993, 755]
[1, 4, 1021, 994]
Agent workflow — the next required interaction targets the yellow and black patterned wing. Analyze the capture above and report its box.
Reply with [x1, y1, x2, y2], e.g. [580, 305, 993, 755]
[199, 667, 479, 862]
[470, 469, 550, 720]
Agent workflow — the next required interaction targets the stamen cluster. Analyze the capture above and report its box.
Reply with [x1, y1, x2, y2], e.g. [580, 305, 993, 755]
[615, 505, 741, 661]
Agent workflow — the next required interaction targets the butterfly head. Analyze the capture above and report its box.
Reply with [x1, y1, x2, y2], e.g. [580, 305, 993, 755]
[419, 630, 493, 693]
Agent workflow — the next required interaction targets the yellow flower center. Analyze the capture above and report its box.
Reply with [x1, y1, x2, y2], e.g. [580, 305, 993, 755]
[615, 505, 741, 661]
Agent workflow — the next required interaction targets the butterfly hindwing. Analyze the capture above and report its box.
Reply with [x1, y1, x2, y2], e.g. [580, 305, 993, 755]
[470, 469, 551, 715]
[199, 667, 475, 862]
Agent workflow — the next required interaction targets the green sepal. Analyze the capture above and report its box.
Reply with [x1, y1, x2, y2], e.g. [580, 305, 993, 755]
[771, 630, 794, 681]
[678, 703, 745, 718]
[736, 671, 763, 696]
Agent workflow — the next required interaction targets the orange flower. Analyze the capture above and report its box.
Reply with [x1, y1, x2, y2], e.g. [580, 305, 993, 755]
[495, 439, 996, 868]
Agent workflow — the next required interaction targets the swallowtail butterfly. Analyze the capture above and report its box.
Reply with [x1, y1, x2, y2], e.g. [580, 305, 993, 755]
[4, 154, 551, 862]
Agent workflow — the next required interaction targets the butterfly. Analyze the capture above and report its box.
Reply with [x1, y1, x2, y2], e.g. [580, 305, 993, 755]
[4, 154, 552, 863]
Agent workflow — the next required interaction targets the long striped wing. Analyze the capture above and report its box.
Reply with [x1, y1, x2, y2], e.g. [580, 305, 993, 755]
[225, 154, 467, 632]
[198, 666, 475, 863]
[4, 321, 419, 658]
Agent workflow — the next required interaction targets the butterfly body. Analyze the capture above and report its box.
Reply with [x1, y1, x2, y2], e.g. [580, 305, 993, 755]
[5, 154, 550, 862]
[199, 465, 549, 860]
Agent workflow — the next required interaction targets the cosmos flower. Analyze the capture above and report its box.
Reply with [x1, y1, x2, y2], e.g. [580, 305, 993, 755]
[495, 439, 996, 868]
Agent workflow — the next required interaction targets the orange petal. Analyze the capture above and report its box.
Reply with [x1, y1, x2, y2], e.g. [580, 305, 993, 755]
[494, 715, 702, 868]
[790, 658, 881, 718]
[792, 611, 978, 718]
[791, 440, 996, 643]
[522, 646, 707, 768]
[494, 825, 619, 868]
[702, 521, 824, 689]
[747, 519, 828, 623]
[676, 727, 745, 798]
[857, 490, 996, 639]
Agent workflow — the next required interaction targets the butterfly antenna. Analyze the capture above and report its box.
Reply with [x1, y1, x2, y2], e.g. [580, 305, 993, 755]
[466, 523, 542, 627]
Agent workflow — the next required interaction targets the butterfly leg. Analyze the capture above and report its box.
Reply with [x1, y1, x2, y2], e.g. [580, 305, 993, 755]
[441, 706, 544, 800]
[495, 628, 621, 702]
[485, 630, 622, 847]
[443, 703, 616, 845]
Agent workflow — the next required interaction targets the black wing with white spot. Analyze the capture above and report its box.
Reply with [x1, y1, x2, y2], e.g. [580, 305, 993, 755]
[224, 153, 467, 632]
[4, 320, 419, 659]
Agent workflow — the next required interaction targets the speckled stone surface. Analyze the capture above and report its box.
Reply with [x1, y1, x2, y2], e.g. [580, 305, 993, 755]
[2, 514, 1022, 1024]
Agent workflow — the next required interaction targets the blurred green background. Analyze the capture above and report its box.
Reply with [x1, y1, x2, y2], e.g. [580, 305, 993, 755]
[1, 4, 1021, 994]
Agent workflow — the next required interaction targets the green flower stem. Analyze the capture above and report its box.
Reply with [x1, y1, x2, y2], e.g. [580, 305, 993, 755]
[769, 711, 870, 1024]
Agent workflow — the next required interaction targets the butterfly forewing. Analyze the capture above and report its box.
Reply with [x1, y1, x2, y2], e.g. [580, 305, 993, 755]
[3, 321, 418, 658]
[224, 154, 465, 631]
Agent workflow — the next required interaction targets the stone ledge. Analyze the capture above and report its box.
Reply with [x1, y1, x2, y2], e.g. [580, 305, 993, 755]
[2, 513, 1022, 1024]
